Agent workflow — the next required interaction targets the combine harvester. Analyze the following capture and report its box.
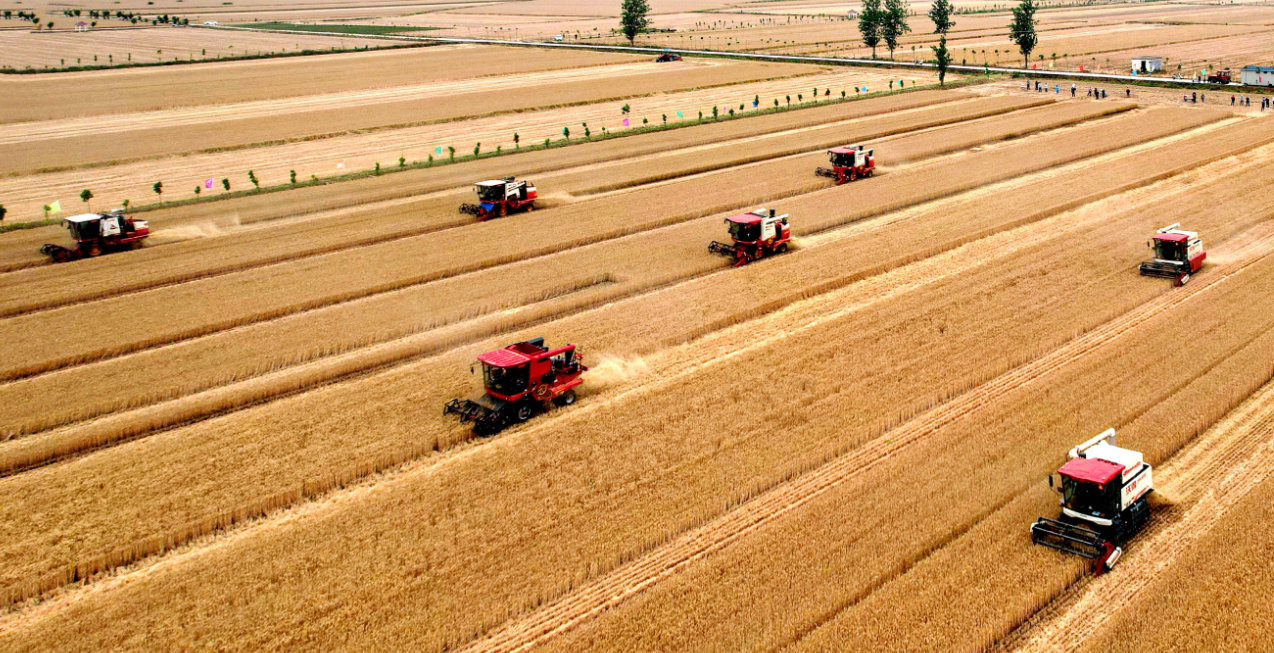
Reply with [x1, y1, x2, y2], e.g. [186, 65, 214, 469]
[459, 176, 537, 220]
[1031, 429, 1154, 574]
[1139, 223, 1205, 286]
[815, 144, 875, 184]
[444, 338, 587, 435]
[40, 211, 149, 263]
[708, 208, 791, 267]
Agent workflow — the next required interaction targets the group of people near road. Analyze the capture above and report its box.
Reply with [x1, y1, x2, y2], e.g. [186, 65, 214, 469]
[1232, 95, 1273, 110]
[1024, 81, 1121, 99]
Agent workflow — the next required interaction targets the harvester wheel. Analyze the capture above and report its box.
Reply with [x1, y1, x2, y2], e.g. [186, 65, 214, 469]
[499, 204, 508, 218]
[515, 403, 534, 422]
[776, 243, 789, 254]
[85, 244, 101, 258]
[554, 390, 577, 406]
[849, 169, 857, 182]
[866, 168, 874, 178]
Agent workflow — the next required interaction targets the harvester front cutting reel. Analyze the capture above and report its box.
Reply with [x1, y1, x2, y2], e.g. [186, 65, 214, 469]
[815, 167, 838, 179]
[459, 203, 484, 216]
[1031, 517, 1121, 574]
[40, 243, 80, 263]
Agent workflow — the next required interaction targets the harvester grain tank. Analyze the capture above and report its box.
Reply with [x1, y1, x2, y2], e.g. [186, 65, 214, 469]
[40, 211, 149, 263]
[1031, 429, 1154, 574]
[708, 208, 791, 267]
[444, 338, 587, 435]
[1139, 223, 1205, 285]
[459, 176, 537, 220]
[815, 144, 875, 184]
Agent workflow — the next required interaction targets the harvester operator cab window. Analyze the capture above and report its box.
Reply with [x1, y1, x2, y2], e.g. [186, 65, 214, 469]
[476, 183, 505, 201]
[69, 220, 98, 241]
[728, 220, 760, 242]
[1153, 238, 1185, 263]
[484, 363, 527, 395]
[552, 350, 576, 372]
[1061, 478, 1115, 518]
[830, 151, 851, 167]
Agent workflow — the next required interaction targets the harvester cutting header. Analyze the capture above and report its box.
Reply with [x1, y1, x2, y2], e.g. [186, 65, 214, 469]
[460, 176, 537, 220]
[1031, 429, 1154, 574]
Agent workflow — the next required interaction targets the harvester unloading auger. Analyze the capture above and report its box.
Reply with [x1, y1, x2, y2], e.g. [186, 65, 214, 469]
[444, 338, 586, 435]
[1031, 429, 1154, 574]
[459, 176, 537, 221]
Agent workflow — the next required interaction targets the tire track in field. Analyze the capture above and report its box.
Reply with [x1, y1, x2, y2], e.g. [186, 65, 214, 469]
[453, 231, 1274, 653]
[1007, 373, 1274, 653]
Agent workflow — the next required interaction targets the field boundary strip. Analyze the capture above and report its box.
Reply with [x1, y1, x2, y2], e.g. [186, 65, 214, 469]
[451, 229, 1274, 653]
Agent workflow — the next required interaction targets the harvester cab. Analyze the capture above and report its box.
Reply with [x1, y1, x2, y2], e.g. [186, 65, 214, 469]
[708, 208, 791, 267]
[40, 211, 150, 263]
[816, 144, 875, 184]
[460, 176, 537, 220]
[1139, 223, 1204, 286]
[1031, 429, 1154, 574]
[444, 337, 587, 435]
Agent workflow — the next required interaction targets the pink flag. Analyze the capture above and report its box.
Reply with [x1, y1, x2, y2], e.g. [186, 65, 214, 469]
[205, 178, 214, 189]
[622, 118, 630, 127]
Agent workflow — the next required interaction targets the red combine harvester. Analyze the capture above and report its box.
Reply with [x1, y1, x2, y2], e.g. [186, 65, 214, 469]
[444, 337, 587, 435]
[815, 145, 875, 184]
[1139, 223, 1205, 286]
[40, 211, 150, 263]
[1031, 429, 1154, 574]
[708, 208, 791, 267]
[459, 176, 537, 220]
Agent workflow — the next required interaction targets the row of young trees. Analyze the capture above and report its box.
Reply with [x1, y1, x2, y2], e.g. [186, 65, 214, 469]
[858, 0, 1039, 83]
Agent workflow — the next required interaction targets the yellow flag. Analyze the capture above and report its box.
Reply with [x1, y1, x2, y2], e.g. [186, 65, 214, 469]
[49, 201, 61, 214]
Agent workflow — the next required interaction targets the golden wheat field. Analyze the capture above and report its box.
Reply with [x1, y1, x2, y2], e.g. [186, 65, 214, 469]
[4, 1, 1274, 649]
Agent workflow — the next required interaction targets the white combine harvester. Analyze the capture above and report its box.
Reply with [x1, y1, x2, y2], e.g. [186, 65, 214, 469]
[1031, 429, 1154, 574]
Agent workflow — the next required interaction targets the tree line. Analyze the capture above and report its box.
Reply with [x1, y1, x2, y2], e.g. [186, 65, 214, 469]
[858, 0, 1038, 83]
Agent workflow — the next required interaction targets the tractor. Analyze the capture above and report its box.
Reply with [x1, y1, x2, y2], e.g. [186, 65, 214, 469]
[1031, 429, 1154, 575]
[1139, 223, 1205, 286]
[708, 208, 791, 267]
[459, 176, 537, 220]
[1207, 69, 1232, 84]
[40, 211, 150, 263]
[444, 337, 587, 435]
[815, 145, 875, 184]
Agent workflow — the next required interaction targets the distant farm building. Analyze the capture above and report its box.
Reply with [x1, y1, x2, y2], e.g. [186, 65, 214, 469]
[1241, 66, 1274, 86]
[1131, 56, 1162, 74]
[74, 21, 89, 31]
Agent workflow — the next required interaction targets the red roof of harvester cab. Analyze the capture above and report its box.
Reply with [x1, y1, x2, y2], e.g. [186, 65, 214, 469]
[1153, 232, 1189, 243]
[477, 348, 531, 368]
[727, 213, 762, 224]
[828, 146, 858, 154]
[1058, 457, 1124, 485]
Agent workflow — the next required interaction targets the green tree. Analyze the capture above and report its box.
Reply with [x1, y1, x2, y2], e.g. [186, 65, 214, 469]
[122, 199, 130, 211]
[194, 185, 201, 196]
[152, 181, 163, 201]
[0, 204, 6, 223]
[447, 146, 456, 161]
[248, 170, 259, 188]
[43, 205, 51, 219]
[858, 0, 883, 59]
[80, 188, 93, 208]
[513, 133, 520, 149]
[563, 126, 570, 140]
[929, 0, 954, 35]
[882, 0, 911, 60]
[932, 35, 953, 86]
[399, 156, 406, 168]
[473, 142, 481, 156]
[221, 178, 230, 192]
[619, 0, 650, 45]
[1009, 0, 1038, 69]
[290, 169, 297, 184]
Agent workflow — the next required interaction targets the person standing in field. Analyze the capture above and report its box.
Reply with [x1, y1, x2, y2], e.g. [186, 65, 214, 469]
[1071, 83, 1076, 97]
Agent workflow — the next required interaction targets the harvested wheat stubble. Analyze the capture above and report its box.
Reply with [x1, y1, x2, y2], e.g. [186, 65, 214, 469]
[0, 106, 1210, 384]
[8, 170, 1274, 651]
[0, 45, 642, 123]
[0, 104, 1244, 468]
[534, 242, 1274, 653]
[0, 58, 815, 174]
[0, 95, 1040, 307]
[0, 118, 1265, 635]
